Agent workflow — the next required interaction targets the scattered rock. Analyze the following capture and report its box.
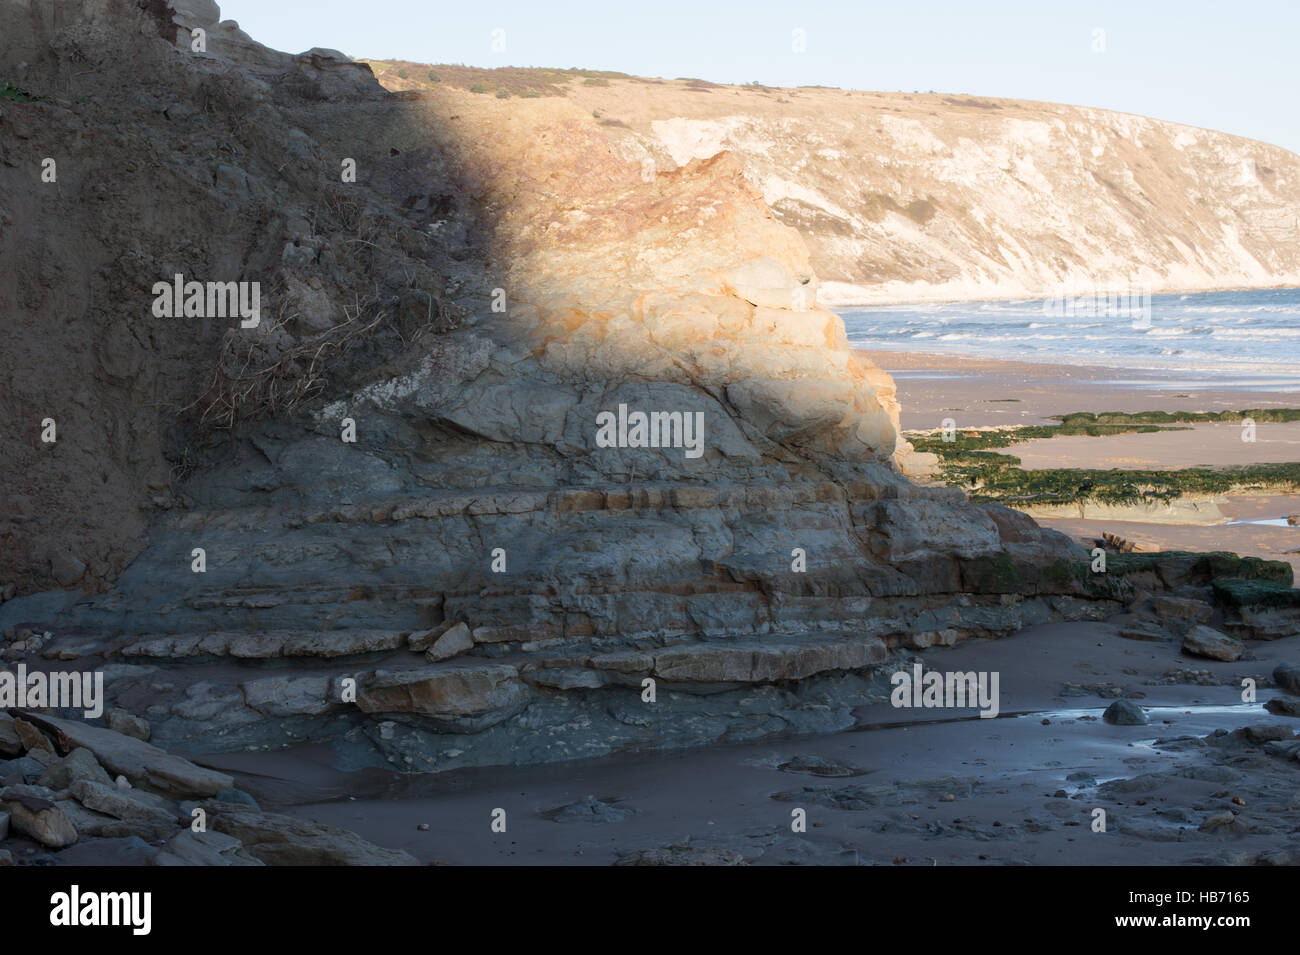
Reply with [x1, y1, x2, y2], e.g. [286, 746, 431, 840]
[207, 807, 421, 865]
[70, 779, 177, 827]
[1274, 662, 1300, 695]
[0, 714, 20, 757]
[614, 843, 748, 866]
[106, 709, 151, 742]
[1238, 724, 1295, 744]
[1181, 625, 1245, 662]
[547, 795, 635, 823]
[1103, 700, 1149, 725]
[1264, 697, 1300, 717]
[1119, 625, 1170, 643]
[18, 713, 233, 797]
[1199, 812, 1246, 835]
[214, 788, 261, 810]
[52, 835, 160, 866]
[37, 747, 113, 790]
[777, 754, 867, 778]
[1, 785, 78, 848]
[0, 755, 46, 783]
[154, 829, 262, 867]
[12, 719, 53, 754]
[424, 622, 474, 662]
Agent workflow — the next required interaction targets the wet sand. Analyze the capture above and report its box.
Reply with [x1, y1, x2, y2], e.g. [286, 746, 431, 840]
[864, 350, 1300, 432]
[875, 349, 1300, 575]
[209, 624, 1300, 866]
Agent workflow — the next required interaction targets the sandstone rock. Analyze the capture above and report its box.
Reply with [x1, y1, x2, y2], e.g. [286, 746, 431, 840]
[522, 667, 606, 690]
[12, 719, 52, 754]
[1274, 662, 1300, 695]
[652, 637, 888, 683]
[37, 747, 113, 790]
[1119, 625, 1171, 643]
[107, 709, 151, 741]
[207, 807, 420, 865]
[356, 664, 527, 724]
[58, 799, 175, 843]
[18, 714, 232, 797]
[1152, 595, 1213, 626]
[0, 714, 19, 757]
[0, 755, 45, 783]
[1181, 625, 1245, 662]
[1264, 697, 1300, 717]
[549, 795, 636, 823]
[1238, 724, 1293, 744]
[121, 629, 408, 659]
[154, 829, 262, 867]
[1103, 700, 1149, 725]
[1199, 811, 1246, 835]
[425, 622, 473, 662]
[1, 785, 77, 847]
[241, 675, 333, 717]
[721, 257, 810, 310]
[71, 779, 178, 827]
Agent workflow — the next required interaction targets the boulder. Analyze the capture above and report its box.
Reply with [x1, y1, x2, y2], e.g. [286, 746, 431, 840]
[1, 785, 77, 847]
[70, 779, 178, 827]
[154, 829, 262, 867]
[106, 709, 151, 741]
[424, 622, 474, 662]
[1181, 625, 1245, 662]
[355, 663, 527, 723]
[37, 747, 113, 790]
[206, 807, 420, 865]
[1264, 697, 1300, 717]
[18, 713, 232, 797]
[0, 714, 19, 757]
[1103, 700, 1149, 725]
[1274, 662, 1300, 695]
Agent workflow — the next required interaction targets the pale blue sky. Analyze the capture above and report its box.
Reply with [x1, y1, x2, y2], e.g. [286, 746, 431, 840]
[221, 0, 1300, 155]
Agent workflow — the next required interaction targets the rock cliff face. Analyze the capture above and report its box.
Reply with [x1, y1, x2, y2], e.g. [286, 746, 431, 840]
[1, 2, 1265, 772]
[370, 67, 1300, 304]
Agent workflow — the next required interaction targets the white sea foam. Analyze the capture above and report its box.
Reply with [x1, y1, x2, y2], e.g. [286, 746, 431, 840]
[839, 288, 1300, 382]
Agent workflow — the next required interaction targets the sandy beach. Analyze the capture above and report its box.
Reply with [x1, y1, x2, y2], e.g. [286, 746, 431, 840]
[863, 351, 1300, 432]
[867, 349, 1300, 577]
[194, 622, 1299, 866]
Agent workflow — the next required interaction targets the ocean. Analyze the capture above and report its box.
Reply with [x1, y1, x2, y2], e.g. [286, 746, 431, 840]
[839, 287, 1300, 387]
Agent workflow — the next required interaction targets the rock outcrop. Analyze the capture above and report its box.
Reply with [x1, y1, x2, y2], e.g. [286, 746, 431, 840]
[1, 2, 1292, 776]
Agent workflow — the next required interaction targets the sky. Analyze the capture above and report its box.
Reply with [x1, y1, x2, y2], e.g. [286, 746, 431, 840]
[220, 0, 1300, 155]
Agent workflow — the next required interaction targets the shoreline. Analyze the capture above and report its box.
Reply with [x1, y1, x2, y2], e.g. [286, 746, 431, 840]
[825, 281, 1300, 309]
[857, 348, 1300, 431]
[870, 348, 1300, 577]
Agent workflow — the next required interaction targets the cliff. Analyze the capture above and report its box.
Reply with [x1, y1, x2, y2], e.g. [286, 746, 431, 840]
[368, 64, 1300, 304]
